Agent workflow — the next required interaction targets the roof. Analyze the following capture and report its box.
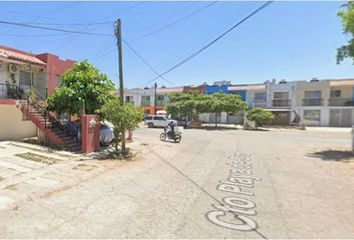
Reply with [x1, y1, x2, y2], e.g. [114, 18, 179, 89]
[0, 45, 46, 66]
[330, 79, 354, 87]
[156, 87, 183, 94]
[228, 84, 265, 91]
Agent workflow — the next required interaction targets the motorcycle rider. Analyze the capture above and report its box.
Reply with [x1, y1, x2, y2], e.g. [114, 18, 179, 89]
[166, 121, 175, 137]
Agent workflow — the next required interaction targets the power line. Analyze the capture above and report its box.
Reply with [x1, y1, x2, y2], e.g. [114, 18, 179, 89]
[122, 39, 177, 87]
[0, 1, 82, 36]
[131, 2, 197, 37]
[0, 32, 73, 37]
[131, 1, 218, 42]
[0, 20, 113, 37]
[140, 1, 273, 87]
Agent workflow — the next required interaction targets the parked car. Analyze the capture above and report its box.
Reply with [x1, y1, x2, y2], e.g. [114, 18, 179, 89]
[145, 115, 178, 128]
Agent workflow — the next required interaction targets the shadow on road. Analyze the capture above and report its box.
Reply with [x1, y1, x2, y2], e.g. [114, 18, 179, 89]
[307, 150, 354, 162]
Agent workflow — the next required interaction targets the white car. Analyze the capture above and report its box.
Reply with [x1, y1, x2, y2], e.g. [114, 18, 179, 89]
[145, 115, 178, 128]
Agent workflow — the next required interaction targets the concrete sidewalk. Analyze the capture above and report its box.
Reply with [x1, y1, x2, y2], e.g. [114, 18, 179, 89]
[0, 140, 149, 215]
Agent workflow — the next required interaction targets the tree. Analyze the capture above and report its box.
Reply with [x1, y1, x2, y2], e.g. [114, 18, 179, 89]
[198, 92, 247, 127]
[167, 92, 247, 127]
[46, 61, 115, 116]
[99, 97, 144, 151]
[246, 108, 274, 128]
[167, 92, 200, 121]
[337, 2, 354, 64]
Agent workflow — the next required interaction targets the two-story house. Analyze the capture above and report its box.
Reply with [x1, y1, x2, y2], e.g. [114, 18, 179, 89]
[265, 79, 297, 125]
[294, 79, 330, 126]
[328, 79, 354, 127]
[0, 45, 75, 141]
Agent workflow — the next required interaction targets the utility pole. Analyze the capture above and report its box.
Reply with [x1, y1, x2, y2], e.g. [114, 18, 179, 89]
[154, 82, 157, 114]
[115, 19, 126, 151]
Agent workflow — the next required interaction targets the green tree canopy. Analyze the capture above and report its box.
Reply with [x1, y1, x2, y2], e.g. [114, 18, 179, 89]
[167, 92, 201, 120]
[246, 108, 274, 128]
[46, 60, 115, 116]
[337, 2, 354, 64]
[99, 96, 144, 151]
[166, 92, 247, 127]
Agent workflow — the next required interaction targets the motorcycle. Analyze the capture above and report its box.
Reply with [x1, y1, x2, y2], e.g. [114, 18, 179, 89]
[160, 127, 182, 143]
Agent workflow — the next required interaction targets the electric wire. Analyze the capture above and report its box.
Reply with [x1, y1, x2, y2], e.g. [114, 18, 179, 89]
[139, 1, 273, 87]
[131, 1, 218, 42]
[123, 39, 177, 87]
[0, 20, 113, 36]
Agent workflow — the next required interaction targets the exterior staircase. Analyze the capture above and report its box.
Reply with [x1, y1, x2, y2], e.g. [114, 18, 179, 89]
[20, 99, 81, 152]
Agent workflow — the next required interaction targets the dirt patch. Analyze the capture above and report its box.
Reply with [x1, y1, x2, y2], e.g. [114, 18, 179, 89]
[4, 184, 17, 191]
[40, 184, 74, 199]
[72, 163, 98, 171]
[0, 176, 4, 181]
[15, 152, 59, 165]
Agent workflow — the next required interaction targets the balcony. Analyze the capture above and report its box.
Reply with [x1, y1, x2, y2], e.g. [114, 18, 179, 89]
[156, 100, 168, 106]
[0, 83, 24, 99]
[302, 98, 323, 106]
[141, 100, 151, 107]
[253, 99, 266, 107]
[328, 98, 354, 106]
[272, 99, 291, 107]
[125, 101, 135, 105]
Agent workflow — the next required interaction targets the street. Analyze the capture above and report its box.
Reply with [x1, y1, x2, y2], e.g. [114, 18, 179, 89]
[0, 127, 354, 238]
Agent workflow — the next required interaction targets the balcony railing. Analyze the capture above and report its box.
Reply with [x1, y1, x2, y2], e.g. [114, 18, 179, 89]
[125, 101, 135, 105]
[302, 98, 323, 106]
[0, 83, 24, 99]
[156, 100, 168, 106]
[272, 99, 291, 107]
[328, 98, 354, 106]
[253, 99, 266, 107]
[141, 100, 151, 107]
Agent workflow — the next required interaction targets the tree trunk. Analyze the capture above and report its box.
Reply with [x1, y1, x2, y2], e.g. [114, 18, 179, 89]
[115, 140, 119, 151]
[215, 113, 218, 128]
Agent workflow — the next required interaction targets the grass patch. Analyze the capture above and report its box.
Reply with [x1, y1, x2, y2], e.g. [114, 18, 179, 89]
[15, 152, 58, 165]
[104, 150, 134, 160]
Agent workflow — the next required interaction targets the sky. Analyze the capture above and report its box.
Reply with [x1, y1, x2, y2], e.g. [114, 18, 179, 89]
[0, 1, 353, 89]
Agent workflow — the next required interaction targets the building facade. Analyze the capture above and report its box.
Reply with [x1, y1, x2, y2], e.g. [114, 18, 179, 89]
[125, 78, 354, 127]
[0, 45, 75, 141]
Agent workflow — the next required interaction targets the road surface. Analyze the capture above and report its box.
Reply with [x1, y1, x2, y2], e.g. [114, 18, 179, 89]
[0, 127, 353, 238]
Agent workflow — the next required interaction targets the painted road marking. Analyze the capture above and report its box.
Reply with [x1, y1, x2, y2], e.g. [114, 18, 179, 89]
[206, 153, 261, 231]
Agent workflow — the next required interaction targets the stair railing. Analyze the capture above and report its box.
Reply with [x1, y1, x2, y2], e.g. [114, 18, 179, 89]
[26, 88, 80, 143]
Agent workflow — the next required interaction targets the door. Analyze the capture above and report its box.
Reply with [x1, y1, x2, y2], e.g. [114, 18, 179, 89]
[330, 109, 353, 127]
[341, 109, 352, 127]
[329, 109, 340, 127]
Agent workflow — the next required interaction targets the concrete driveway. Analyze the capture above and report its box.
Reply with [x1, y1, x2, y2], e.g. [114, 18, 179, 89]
[0, 127, 353, 238]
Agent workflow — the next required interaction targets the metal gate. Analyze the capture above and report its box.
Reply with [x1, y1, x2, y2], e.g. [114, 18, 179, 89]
[329, 109, 353, 127]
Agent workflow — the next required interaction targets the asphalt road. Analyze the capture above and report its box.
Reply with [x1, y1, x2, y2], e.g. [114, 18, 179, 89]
[0, 127, 353, 238]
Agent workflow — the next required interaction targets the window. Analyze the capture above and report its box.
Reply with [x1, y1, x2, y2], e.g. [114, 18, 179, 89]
[254, 92, 266, 100]
[273, 92, 289, 99]
[20, 71, 31, 86]
[304, 110, 321, 119]
[157, 95, 165, 101]
[145, 116, 152, 120]
[125, 96, 133, 102]
[56, 75, 61, 87]
[141, 95, 150, 101]
[154, 116, 165, 121]
[305, 90, 321, 99]
[330, 90, 341, 98]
